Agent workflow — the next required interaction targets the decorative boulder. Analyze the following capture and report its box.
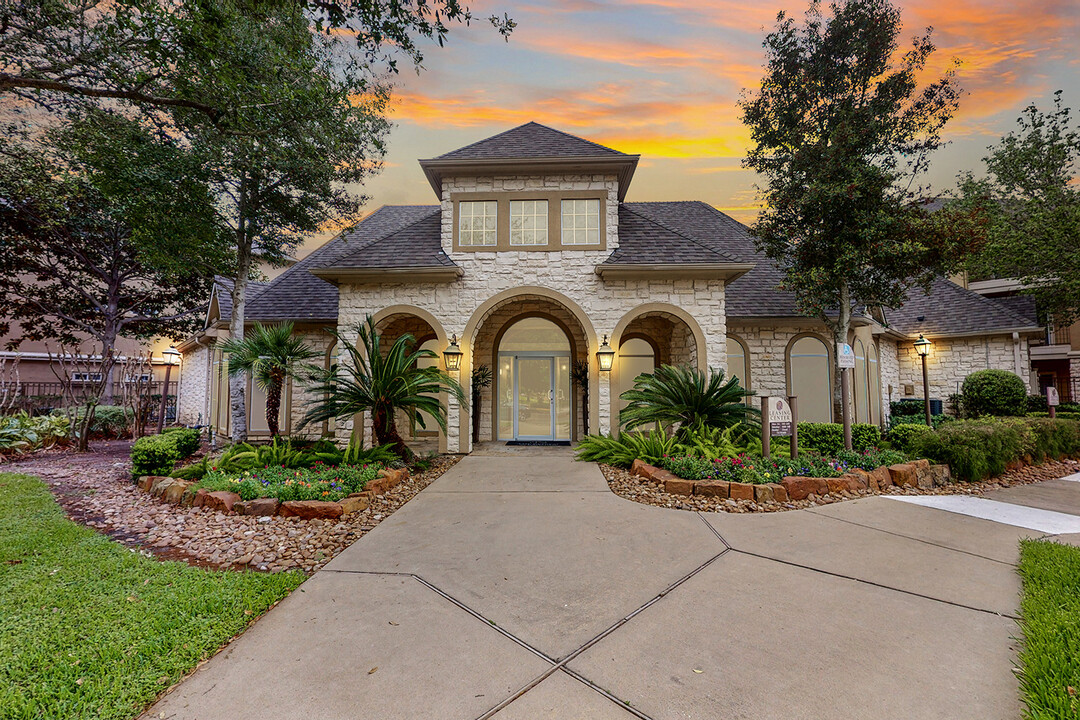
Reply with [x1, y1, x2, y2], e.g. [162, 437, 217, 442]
[729, 482, 754, 501]
[161, 480, 193, 504]
[663, 477, 695, 496]
[338, 496, 369, 515]
[694, 480, 729, 498]
[202, 491, 241, 513]
[235, 498, 281, 516]
[888, 464, 918, 488]
[279, 500, 344, 520]
[781, 476, 829, 501]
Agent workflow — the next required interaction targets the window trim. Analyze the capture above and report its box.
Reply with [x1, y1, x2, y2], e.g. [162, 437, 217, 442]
[457, 199, 499, 247]
[561, 198, 602, 246]
[509, 199, 550, 247]
[451, 190, 607, 252]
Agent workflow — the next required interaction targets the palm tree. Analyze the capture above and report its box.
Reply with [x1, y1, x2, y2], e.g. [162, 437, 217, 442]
[301, 316, 466, 461]
[619, 363, 757, 437]
[220, 322, 320, 438]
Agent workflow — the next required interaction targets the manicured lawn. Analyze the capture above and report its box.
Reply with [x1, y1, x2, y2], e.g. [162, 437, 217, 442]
[1017, 538, 1080, 719]
[0, 472, 303, 720]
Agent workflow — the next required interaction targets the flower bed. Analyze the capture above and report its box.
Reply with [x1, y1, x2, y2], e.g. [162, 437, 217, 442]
[658, 448, 907, 485]
[196, 462, 381, 502]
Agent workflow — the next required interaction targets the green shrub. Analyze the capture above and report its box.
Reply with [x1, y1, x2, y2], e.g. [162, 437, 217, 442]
[0, 412, 70, 456]
[674, 420, 759, 459]
[89, 405, 129, 437]
[575, 429, 681, 467]
[910, 419, 1027, 481]
[797, 422, 844, 455]
[196, 463, 381, 502]
[960, 369, 1027, 417]
[889, 412, 951, 430]
[890, 399, 926, 416]
[851, 424, 881, 451]
[659, 452, 843, 484]
[1026, 418, 1080, 462]
[889, 423, 934, 452]
[162, 428, 200, 458]
[1028, 411, 1080, 422]
[130, 435, 181, 477]
[834, 447, 907, 470]
[171, 456, 210, 481]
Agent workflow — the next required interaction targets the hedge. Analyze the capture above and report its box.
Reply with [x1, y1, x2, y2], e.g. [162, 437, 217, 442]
[131, 428, 201, 478]
[910, 418, 1080, 482]
[798, 422, 881, 454]
[889, 423, 934, 452]
[960, 369, 1027, 417]
[1028, 411, 1080, 422]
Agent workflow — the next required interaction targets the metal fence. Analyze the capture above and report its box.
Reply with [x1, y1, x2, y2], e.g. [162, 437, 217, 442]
[0, 381, 176, 421]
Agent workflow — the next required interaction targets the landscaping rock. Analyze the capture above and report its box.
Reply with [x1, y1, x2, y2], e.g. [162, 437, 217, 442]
[279, 500, 344, 520]
[767, 483, 788, 503]
[338, 496, 369, 515]
[910, 458, 930, 470]
[869, 465, 892, 490]
[203, 491, 241, 513]
[630, 459, 652, 479]
[930, 464, 952, 486]
[694, 480, 729, 498]
[781, 476, 829, 500]
[235, 498, 281, 517]
[845, 468, 871, 489]
[828, 474, 865, 494]
[137, 476, 158, 491]
[729, 482, 754, 501]
[888, 463, 918, 488]
[915, 465, 934, 490]
[148, 476, 174, 498]
[663, 477, 695, 496]
[753, 484, 774, 503]
[192, 488, 210, 508]
[161, 480, 192, 504]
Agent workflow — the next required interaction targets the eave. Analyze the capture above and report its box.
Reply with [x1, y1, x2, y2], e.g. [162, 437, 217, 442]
[595, 262, 754, 281]
[419, 155, 640, 201]
[311, 266, 464, 285]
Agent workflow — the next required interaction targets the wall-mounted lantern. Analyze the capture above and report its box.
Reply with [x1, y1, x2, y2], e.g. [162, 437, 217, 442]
[443, 335, 463, 372]
[596, 335, 615, 372]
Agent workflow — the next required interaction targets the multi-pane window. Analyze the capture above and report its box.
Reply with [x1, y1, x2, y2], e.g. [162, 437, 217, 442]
[561, 199, 601, 245]
[509, 200, 548, 246]
[458, 200, 498, 246]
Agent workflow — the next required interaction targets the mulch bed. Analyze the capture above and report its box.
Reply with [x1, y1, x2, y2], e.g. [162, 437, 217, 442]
[7, 441, 459, 574]
[601, 459, 1080, 514]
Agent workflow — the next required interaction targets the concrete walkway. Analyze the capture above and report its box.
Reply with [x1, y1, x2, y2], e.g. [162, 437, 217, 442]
[144, 457, 1080, 720]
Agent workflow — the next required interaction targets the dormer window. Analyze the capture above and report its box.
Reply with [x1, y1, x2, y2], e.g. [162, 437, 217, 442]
[561, 199, 601, 245]
[458, 200, 497, 246]
[510, 200, 548, 246]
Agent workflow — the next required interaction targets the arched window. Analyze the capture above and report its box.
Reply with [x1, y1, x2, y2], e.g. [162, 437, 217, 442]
[788, 335, 832, 423]
[726, 335, 750, 397]
[854, 339, 869, 423]
[868, 342, 882, 426]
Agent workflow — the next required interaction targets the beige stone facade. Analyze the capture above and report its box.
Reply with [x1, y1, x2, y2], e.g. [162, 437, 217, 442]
[896, 334, 1032, 405]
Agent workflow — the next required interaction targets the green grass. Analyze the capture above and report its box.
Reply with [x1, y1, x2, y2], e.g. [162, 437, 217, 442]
[1017, 539, 1080, 719]
[0, 472, 304, 720]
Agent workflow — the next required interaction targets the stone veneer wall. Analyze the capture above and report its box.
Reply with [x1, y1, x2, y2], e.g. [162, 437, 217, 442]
[878, 338, 900, 424]
[287, 330, 336, 440]
[177, 343, 210, 426]
[895, 334, 1032, 404]
[335, 173, 728, 452]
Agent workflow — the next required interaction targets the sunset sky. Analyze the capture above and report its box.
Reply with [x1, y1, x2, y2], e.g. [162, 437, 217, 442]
[325, 0, 1079, 248]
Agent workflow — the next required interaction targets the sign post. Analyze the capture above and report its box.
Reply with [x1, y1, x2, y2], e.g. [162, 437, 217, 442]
[1047, 386, 1059, 419]
[762, 396, 793, 459]
[837, 342, 855, 451]
[788, 395, 799, 458]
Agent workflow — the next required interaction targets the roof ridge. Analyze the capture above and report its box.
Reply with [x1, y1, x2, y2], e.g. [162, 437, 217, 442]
[620, 203, 739, 263]
[434, 121, 627, 160]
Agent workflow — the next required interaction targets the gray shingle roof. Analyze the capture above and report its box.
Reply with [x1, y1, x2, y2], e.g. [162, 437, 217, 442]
[434, 122, 629, 160]
[246, 206, 440, 322]
[606, 204, 739, 264]
[888, 278, 1041, 336]
[211, 276, 268, 325]
[327, 208, 455, 269]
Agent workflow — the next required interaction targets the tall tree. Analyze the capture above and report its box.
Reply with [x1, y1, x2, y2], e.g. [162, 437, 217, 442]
[0, 111, 228, 447]
[959, 91, 1080, 324]
[739, 0, 979, 417]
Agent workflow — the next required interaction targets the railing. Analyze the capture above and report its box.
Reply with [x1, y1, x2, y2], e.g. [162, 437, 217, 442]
[1041, 376, 1079, 405]
[0, 381, 176, 420]
[1046, 323, 1072, 347]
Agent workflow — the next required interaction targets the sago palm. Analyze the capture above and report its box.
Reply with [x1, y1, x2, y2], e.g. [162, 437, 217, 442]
[619, 363, 757, 437]
[220, 321, 320, 437]
[301, 316, 466, 461]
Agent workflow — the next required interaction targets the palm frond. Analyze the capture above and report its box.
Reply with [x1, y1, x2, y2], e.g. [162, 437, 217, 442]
[618, 363, 758, 436]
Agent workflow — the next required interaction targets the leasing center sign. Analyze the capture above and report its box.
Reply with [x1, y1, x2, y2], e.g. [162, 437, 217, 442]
[768, 396, 793, 436]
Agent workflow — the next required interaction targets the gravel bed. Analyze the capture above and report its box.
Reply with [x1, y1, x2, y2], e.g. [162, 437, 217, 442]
[8, 441, 459, 574]
[601, 458, 1080, 514]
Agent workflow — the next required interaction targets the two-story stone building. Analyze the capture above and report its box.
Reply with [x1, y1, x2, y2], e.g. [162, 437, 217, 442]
[178, 123, 1043, 452]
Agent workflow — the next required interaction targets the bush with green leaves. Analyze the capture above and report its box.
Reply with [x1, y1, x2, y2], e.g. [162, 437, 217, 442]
[575, 429, 682, 467]
[88, 405, 129, 437]
[618, 363, 757, 436]
[889, 413, 951, 430]
[797, 422, 882, 454]
[960, 369, 1027, 417]
[208, 437, 399, 474]
[196, 463, 382, 502]
[660, 452, 845, 484]
[890, 399, 926, 416]
[909, 419, 1027, 481]
[130, 429, 201, 478]
[0, 412, 70, 457]
[833, 448, 907, 471]
[888, 423, 934, 452]
[1028, 411, 1080, 422]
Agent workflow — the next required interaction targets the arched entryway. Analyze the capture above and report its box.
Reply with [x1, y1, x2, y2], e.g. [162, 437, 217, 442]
[468, 293, 591, 443]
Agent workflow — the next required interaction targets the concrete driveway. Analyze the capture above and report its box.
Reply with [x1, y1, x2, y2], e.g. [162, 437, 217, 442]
[144, 454, 1080, 720]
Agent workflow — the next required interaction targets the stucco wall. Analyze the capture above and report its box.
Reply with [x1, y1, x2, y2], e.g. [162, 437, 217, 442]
[896, 334, 1033, 405]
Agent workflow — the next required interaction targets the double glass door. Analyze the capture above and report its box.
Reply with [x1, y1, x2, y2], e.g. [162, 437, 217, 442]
[498, 353, 571, 441]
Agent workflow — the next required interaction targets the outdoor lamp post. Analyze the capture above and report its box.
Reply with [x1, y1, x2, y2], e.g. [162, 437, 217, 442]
[596, 335, 615, 372]
[913, 335, 932, 427]
[157, 346, 181, 434]
[443, 335, 463, 372]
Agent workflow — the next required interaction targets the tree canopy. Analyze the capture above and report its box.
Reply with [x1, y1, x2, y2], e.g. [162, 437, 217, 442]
[959, 91, 1080, 324]
[739, 0, 979, 357]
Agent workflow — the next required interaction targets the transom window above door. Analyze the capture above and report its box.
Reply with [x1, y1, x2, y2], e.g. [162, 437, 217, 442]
[510, 200, 549, 246]
[458, 200, 498, 246]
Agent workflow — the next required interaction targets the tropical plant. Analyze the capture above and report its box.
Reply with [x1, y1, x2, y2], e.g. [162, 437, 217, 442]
[0, 412, 70, 458]
[574, 429, 681, 467]
[619, 364, 757, 436]
[570, 360, 590, 435]
[301, 317, 466, 461]
[674, 420, 758, 460]
[219, 322, 320, 437]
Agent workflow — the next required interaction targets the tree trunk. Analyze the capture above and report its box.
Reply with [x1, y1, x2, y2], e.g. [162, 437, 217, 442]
[373, 405, 413, 462]
[228, 190, 252, 444]
[266, 371, 285, 438]
[830, 281, 854, 424]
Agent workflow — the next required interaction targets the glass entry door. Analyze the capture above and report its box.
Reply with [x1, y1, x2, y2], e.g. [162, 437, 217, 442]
[498, 352, 571, 441]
